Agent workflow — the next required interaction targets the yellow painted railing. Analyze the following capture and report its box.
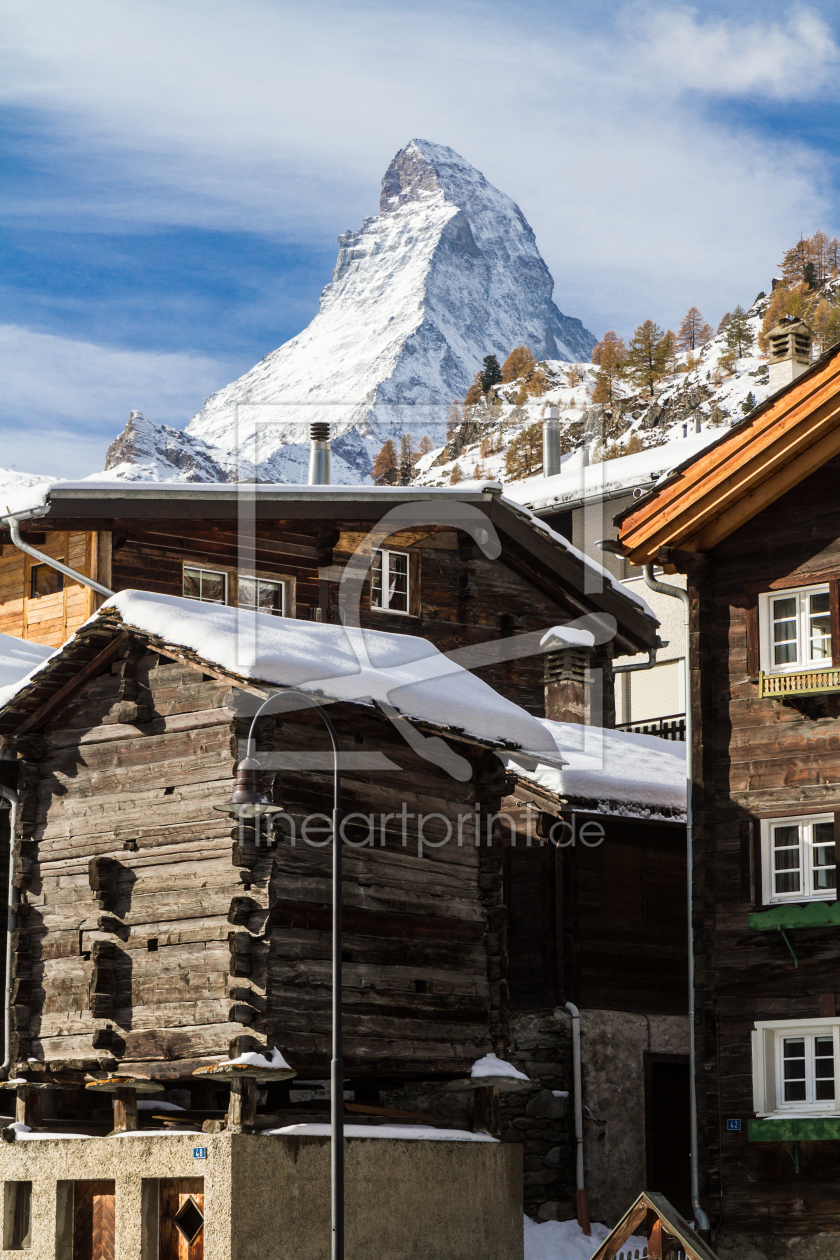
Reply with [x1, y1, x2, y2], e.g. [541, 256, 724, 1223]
[759, 667, 840, 698]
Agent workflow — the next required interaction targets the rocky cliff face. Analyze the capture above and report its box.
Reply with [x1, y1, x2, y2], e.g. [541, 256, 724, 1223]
[180, 139, 595, 482]
[104, 410, 255, 482]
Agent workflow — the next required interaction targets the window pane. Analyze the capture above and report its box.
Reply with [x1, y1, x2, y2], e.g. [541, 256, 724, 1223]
[387, 552, 409, 613]
[257, 580, 283, 615]
[815, 1036, 836, 1099]
[812, 822, 836, 891]
[809, 592, 831, 661]
[200, 573, 225, 604]
[183, 568, 201, 600]
[30, 563, 63, 599]
[371, 552, 383, 608]
[783, 1037, 807, 1100]
[774, 825, 801, 894]
[238, 578, 257, 608]
[772, 596, 798, 665]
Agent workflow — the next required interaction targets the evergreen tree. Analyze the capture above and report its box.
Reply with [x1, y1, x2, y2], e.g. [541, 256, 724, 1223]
[449, 462, 464, 485]
[724, 305, 754, 358]
[504, 422, 546, 480]
[624, 320, 669, 397]
[591, 331, 626, 405]
[677, 307, 713, 351]
[371, 439, 398, 483]
[479, 355, 503, 393]
[501, 346, 537, 383]
[741, 392, 756, 415]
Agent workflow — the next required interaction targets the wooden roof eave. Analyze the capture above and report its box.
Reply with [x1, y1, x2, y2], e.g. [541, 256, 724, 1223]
[617, 346, 840, 562]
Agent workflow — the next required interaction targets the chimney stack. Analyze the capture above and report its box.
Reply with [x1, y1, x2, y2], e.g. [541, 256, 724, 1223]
[308, 422, 331, 485]
[543, 405, 563, 478]
[767, 316, 812, 392]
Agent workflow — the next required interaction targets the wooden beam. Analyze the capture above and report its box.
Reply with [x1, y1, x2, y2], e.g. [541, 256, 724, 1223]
[14, 634, 128, 736]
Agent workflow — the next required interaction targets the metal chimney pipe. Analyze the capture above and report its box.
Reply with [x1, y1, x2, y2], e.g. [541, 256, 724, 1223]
[543, 405, 563, 478]
[308, 422, 331, 486]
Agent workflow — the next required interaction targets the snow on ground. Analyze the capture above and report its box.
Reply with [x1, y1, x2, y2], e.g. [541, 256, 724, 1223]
[509, 719, 686, 814]
[0, 591, 563, 762]
[524, 1215, 648, 1260]
[0, 632, 54, 690]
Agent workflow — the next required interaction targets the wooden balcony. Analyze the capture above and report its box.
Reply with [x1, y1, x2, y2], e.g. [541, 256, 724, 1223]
[758, 667, 840, 698]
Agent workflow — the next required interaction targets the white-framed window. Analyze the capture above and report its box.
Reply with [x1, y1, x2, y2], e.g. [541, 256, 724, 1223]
[237, 575, 286, 617]
[760, 585, 831, 674]
[371, 549, 410, 614]
[761, 814, 836, 903]
[753, 1018, 840, 1116]
[183, 566, 227, 605]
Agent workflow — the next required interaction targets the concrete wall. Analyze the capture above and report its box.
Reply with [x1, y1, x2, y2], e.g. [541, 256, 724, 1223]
[0, 1130, 522, 1260]
[578, 1009, 689, 1226]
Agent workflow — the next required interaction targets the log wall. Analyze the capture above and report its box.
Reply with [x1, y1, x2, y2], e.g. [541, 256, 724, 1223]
[699, 454, 840, 1236]
[12, 639, 507, 1080]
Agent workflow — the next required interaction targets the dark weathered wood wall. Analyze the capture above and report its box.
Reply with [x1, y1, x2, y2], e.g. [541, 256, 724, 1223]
[698, 455, 840, 1235]
[12, 637, 508, 1081]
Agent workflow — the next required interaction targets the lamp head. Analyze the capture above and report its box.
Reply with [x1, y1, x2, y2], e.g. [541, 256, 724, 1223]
[215, 757, 285, 819]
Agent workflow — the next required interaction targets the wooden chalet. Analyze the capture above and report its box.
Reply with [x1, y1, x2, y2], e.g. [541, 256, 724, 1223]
[0, 592, 561, 1112]
[0, 481, 658, 723]
[617, 339, 840, 1250]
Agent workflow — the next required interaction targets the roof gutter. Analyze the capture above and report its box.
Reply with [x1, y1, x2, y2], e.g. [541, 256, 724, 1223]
[642, 563, 710, 1239]
[2, 511, 113, 599]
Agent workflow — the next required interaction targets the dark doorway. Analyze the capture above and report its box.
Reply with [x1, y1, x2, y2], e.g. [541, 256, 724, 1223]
[72, 1181, 115, 1260]
[645, 1055, 691, 1217]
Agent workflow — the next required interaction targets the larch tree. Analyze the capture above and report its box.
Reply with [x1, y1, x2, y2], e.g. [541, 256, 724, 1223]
[447, 402, 464, 436]
[504, 422, 546, 480]
[724, 305, 754, 358]
[449, 462, 464, 485]
[717, 312, 732, 333]
[624, 320, 669, 397]
[372, 439, 398, 483]
[417, 435, 434, 458]
[464, 376, 484, 407]
[399, 433, 415, 473]
[677, 307, 713, 351]
[591, 331, 626, 406]
[479, 355, 503, 393]
[501, 346, 537, 383]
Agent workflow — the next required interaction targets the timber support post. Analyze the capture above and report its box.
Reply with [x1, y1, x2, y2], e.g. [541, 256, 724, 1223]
[227, 1076, 258, 1132]
[112, 1087, 138, 1133]
[15, 1087, 41, 1129]
[472, 1084, 501, 1137]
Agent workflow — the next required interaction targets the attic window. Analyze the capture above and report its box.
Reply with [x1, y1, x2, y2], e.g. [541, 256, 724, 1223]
[371, 550, 409, 614]
[30, 563, 63, 599]
[238, 576, 285, 617]
[183, 566, 227, 606]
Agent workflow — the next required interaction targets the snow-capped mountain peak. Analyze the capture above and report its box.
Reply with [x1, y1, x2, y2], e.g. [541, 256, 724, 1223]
[181, 139, 595, 483]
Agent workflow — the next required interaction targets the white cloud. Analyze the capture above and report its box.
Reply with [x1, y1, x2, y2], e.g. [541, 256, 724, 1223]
[0, 1, 838, 342]
[0, 325, 229, 478]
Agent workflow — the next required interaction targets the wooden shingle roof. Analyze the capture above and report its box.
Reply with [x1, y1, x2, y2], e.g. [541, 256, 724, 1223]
[617, 342, 840, 562]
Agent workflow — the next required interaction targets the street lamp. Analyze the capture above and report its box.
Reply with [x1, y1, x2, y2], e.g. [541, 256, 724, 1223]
[216, 689, 344, 1260]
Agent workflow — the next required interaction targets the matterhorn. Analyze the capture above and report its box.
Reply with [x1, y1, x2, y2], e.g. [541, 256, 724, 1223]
[107, 139, 595, 484]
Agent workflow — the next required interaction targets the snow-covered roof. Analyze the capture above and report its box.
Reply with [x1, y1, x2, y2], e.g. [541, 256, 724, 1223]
[0, 633, 54, 691]
[507, 718, 686, 816]
[0, 591, 564, 762]
[504, 430, 719, 515]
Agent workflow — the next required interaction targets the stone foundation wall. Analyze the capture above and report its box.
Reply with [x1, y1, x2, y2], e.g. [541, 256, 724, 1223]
[716, 1233, 840, 1259]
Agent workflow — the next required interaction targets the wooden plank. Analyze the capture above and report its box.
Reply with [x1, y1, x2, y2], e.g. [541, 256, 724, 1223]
[13, 636, 127, 736]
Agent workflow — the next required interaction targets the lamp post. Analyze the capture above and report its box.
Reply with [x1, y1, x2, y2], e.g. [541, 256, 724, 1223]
[215, 689, 344, 1260]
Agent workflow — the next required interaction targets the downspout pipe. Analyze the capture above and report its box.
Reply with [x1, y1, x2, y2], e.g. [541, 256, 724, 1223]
[0, 788, 19, 1080]
[564, 1001, 590, 1235]
[2, 514, 113, 600]
[642, 563, 710, 1237]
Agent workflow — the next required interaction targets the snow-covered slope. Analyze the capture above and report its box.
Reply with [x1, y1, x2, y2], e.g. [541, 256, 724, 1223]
[184, 139, 595, 483]
[0, 467, 57, 510]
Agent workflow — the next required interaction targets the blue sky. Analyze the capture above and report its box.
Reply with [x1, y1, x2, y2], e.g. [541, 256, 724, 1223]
[2, 0, 839, 477]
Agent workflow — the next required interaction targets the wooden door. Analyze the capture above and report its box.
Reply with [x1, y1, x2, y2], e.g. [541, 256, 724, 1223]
[159, 1179, 204, 1260]
[73, 1181, 115, 1260]
[646, 1058, 691, 1217]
